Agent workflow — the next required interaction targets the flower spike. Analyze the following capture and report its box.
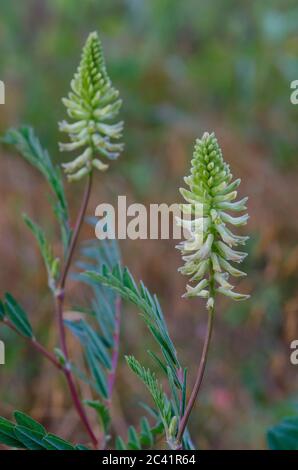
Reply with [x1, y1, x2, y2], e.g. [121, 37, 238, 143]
[59, 31, 124, 181]
[178, 132, 249, 306]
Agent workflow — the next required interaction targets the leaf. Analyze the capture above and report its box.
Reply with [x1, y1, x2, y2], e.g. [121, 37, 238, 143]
[0, 417, 24, 448]
[14, 426, 46, 450]
[83, 322, 111, 369]
[125, 355, 171, 428]
[0, 413, 77, 450]
[1, 127, 70, 250]
[85, 266, 180, 375]
[127, 426, 141, 450]
[122, 267, 139, 295]
[42, 434, 75, 450]
[84, 400, 111, 434]
[23, 214, 59, 288]
[115, 436, 126, 450]
[267, 416, 298, 450]
[14, 411, 46, 435]
[66, 319, 111, 370]
[140, 417, 154, 447]
[75, 444, 91, 450]
[0, 300, 5, 321]
[147, 350, 168, 376]
[114, 416, 163, 451]
[85, 345, 108, 399]
[181, 369, 187, 417]
[167, 367, 180, 416]
[4, 293, 33, 338]
[67, 237, 121, 399]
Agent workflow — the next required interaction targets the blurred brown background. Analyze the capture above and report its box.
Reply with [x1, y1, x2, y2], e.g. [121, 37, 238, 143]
[0, 0, 298, 449]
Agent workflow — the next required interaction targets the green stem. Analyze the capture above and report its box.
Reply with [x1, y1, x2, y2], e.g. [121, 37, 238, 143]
[176, 277, 215, 447]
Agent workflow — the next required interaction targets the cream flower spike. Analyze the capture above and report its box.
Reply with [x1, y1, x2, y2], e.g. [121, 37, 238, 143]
[177, 132, 249, 307]
[59, 31, 124, 181]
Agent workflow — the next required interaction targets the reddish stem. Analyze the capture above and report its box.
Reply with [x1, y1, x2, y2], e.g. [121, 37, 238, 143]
[176, 306, 214, 446]
[55, 172, 98, 448]
[3, 318, 62, 370]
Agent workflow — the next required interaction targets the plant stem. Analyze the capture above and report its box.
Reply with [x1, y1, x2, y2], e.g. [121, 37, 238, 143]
[60, 172, 93, 290]
[55, 172, 98, 448]
[176, 302, 214, 446]
[3, 318, 62, 370]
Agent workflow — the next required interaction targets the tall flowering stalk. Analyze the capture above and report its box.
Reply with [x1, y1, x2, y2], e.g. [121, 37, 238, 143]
[53, 31, 124, 447]
[176, 131, 249, 446]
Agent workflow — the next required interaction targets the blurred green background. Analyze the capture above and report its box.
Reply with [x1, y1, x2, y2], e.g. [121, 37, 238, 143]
[0, 0, 298, 449]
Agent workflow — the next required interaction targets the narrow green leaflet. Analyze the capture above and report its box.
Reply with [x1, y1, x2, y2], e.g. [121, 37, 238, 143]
[42, 434, 75, 450]
[23, 214, 60, 291]
[114, 417, 163, 450]
[4, 293, 33, 338]
[181, 369, 187, 418]
[125, 355, 172, 429]
[115, 436, 126, 450]
[66, 319, 111, 369]
[127, 426, 141, 450]
[0, 417, 24, 448]
[14, 411, 46, 435]
[267, 416, 298, 450]
[65, 319, 109, 399]
[0, 412, 80, 450]
[1, 126, 70, 250]
[14, 426, 47, 450]
[85, 344, 108, 399]
[167, 367, 180, 416]
[84, 400, 111, 434]
[0, 301, 5, 321]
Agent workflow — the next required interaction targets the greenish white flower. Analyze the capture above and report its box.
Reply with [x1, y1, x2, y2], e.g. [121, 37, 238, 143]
[177, 132, 249, 306]
[59, 31, 124, 181]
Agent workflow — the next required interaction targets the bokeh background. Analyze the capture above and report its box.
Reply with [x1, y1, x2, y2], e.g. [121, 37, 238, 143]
[0, 0, 298, 449]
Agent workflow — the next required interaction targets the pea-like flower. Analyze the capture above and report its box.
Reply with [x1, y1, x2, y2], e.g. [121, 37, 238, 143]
[59, 32, 124, 181]
[177, 132, 249, 307]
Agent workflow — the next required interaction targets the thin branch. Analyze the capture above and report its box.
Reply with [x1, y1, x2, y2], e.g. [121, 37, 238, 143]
[55, 172, 98, 448]
[176, 304, 214, 446]
[3, 318, 62, 370]
[60, 172, 93, 289]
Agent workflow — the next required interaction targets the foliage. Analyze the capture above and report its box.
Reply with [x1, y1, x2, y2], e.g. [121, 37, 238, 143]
[267, 416, 298, 450]
[0, 412, 87, 450]
[23, 214, 60, 292]
[4, 293, 33, 339]
[66, 235, 121, 401]
[85, 265, 181, 383]
[125, 355, 172, 430]
[84, 264, 193, 450]
[115, 418, 164, 450]
[1, 126, 70, 251]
